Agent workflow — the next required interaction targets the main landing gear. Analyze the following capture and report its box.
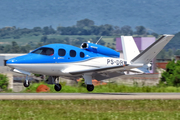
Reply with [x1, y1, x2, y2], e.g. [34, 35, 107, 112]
[47, 76, 62, 92]
[23, 74, 95, 92]
[83, 73, 94, 92]
[54, 83, 62, 91]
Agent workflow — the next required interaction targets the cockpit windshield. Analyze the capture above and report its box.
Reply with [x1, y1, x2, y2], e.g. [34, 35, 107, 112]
[32, 47, 54, 56]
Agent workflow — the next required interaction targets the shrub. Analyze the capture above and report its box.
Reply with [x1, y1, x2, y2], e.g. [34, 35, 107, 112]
[78, 78, 86, 87]
[160, 60, 180, 86]
[0, 74, 9, 90]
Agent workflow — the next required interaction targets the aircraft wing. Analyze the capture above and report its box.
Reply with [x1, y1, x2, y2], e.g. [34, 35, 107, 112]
[62, 64, 145, 80]
[61, 65, 126, 80]
[68, 65, 127, 75]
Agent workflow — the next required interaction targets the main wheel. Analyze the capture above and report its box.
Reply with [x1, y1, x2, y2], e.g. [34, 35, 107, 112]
[87, 84, 94, 92]
[23, 80, 30, 87]
[54, 84, 62, 91]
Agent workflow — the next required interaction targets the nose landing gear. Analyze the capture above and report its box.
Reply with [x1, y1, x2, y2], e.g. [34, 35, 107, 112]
[23, 80, 30, 87]
[23, 75, 30, 87]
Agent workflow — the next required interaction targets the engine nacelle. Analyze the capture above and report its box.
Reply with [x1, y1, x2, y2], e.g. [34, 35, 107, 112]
[81, 42, 120, 58]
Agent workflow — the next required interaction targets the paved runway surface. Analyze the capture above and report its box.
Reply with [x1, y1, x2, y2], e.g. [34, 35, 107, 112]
[0, 93, 180, 100]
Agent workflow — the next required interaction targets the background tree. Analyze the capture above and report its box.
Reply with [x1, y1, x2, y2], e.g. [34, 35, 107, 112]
[113, 26, 121, 35]
[43, 26, 55, 35]
[76, 19, 95, 28]
[175, 49, 180, 55]
[11, 41, 20, 53]
[168, 49, 174, 59]
[121, 25, 133, 35]
[135, 26, 146, 35]
[40, 35, 48, 43]
[33, 27, 42, 32]
[99, 24, 114, 36]
[20, 45, 31, 53]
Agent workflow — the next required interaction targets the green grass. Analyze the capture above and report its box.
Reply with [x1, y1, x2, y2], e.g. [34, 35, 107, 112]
[103, 37, 115, 46]
[23, 82, 180, 93]
[0, 35, 42, 45]
[0, 100, 180, 120]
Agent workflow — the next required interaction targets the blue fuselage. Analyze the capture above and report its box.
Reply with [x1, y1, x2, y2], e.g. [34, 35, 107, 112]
[7, 43, 120, 64]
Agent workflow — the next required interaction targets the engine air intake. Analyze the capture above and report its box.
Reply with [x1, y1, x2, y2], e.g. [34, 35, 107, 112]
[81, 42, 120, 58]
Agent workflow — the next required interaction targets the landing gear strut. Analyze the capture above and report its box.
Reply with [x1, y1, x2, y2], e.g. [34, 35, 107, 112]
[46, 76, 62, 91]
[83, 73, 94, 92]
[23, 75, 30, 87]
[50, 76, 62, 92]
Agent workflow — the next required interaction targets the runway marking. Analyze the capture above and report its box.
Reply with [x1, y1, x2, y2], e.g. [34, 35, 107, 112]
[0, 93, 180, 100]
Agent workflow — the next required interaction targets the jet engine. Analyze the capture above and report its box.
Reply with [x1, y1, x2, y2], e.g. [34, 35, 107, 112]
[81, 42, 120, 58]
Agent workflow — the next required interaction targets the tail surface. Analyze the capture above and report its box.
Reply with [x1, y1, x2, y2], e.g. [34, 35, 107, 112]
[131, 34, 174, 64]
[121, 36, 140, 64]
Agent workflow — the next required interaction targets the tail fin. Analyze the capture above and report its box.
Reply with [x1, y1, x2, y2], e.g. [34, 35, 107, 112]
[131, 34, 174, 64]
[121, 36, 140, 64]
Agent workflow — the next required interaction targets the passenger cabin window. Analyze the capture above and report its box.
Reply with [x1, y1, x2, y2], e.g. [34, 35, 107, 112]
[58, 49, 66, 56]
[70, 50, 76, 57]
[80, 52, 85, 58]
[32, 47, 54, 56]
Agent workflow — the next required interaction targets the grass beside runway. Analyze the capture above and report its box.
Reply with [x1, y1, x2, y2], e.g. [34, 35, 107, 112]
[23, 82, 180, 93]
[0, 100, 180, 120]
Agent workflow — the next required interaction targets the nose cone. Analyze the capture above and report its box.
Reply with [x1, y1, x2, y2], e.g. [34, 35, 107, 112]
[6, 58, 18, 68]
[6, 55, 28, 68]
[7, 59, 15, 64]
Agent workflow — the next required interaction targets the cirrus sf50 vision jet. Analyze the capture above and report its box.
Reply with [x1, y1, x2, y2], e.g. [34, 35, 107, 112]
[6, 35, 174, 91]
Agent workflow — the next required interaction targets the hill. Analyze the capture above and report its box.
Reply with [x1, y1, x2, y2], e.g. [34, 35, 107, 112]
[0, 0, 179, 34]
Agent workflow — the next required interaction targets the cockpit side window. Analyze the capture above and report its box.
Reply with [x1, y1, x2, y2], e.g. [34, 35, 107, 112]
[32, 47, 54, 56]
[80, 52, 85, 58]
[58, 49, 66, 56]
[70, 50, 76, 57]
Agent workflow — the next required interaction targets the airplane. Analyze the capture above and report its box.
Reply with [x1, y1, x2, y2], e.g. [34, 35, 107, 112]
[6, 34, 174, 92]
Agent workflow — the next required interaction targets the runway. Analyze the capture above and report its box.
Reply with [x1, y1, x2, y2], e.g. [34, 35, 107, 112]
[0, 93, 180, 100]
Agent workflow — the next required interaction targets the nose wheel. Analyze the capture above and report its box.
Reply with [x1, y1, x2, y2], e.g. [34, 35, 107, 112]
[23, 80, 30, 87]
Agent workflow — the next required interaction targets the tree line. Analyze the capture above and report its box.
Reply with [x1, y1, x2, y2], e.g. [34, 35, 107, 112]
[0, 18, 158, 40]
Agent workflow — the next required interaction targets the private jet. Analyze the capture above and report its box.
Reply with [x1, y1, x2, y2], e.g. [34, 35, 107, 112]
[6, 35, 174, 91]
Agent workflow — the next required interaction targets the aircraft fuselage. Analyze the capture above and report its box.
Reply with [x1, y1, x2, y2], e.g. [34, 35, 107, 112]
[7, 44, 127, 76]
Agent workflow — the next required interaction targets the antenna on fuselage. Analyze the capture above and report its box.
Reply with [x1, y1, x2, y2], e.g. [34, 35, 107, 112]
[96, 36, 103, 44]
